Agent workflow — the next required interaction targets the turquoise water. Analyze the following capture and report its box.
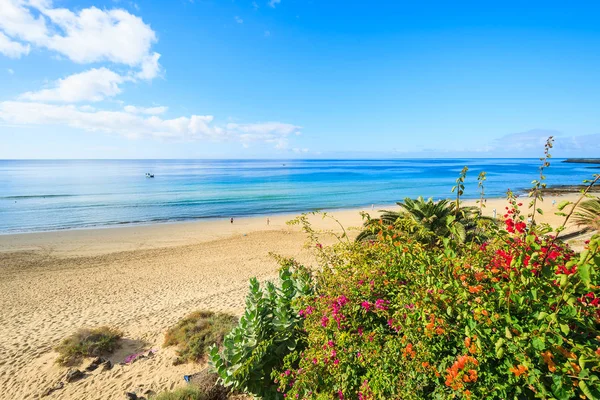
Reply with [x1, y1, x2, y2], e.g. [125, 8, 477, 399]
[0, 159, 595, 233]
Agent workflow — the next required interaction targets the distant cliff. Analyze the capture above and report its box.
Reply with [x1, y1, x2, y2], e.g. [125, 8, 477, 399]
[563, 158, 600, 164]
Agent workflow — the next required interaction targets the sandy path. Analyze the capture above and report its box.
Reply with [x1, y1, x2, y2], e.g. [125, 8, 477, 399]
[0, 193, 594, 399]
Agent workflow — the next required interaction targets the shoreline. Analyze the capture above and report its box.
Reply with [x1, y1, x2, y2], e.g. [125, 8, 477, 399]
[0, 192, 593, 257]
[2, 184, 595, 237]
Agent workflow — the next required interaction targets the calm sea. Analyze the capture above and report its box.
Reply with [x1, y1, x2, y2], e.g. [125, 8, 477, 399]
[0, 159, 595, 233]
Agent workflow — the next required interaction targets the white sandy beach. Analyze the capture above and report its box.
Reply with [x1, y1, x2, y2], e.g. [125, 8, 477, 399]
[0, 194, 592, 399]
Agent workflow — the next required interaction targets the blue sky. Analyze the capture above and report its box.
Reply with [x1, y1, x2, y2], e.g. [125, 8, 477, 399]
[0, 0, 599, 159]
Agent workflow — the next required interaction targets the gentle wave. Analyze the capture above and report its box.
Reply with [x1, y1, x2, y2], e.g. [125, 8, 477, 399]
[2, 194, 77, 200]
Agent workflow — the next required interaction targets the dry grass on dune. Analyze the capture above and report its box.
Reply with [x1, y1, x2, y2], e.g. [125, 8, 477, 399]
[55, 326, 123, 366]
[164, 310, 238, 365]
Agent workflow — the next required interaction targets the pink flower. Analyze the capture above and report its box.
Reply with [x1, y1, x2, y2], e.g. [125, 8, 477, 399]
[337, 295, 349, 307]
[338, 390, 344, 399]
[312, 358, 318, 365]
[331, 349, 337, 357]
[375, 299, 389, 310]
[358, 327, 363, 336]
[361, 301, 371, 311]
[321, 315, 329, 327]
[333, 358, 339, 365]
[327, 340, 335, 348]
[284, 369, 291, 376]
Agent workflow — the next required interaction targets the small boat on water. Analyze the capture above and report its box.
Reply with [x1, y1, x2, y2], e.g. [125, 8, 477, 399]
[145, 173, 155, 178]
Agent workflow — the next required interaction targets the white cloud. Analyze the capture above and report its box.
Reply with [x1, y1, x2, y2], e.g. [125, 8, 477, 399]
[0, 31, 30, 58]
[0, 0, 161, 77]
[0, 101, 301, 147]
[7, 68, 15, 75]
[234, 16, 243, 24]
[124, 105, 168, 115]
[19, 68, 126, 102]
[135, 52, 161, 80]
[490, 129, 600, 154]
[268, 0, 281, 8]
[226, 121, 300, 136]
[252, 1, 259, 9]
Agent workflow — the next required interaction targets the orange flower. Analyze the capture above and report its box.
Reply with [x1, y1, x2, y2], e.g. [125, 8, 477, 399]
[509, 364, 528, 377]
[481, 309, 489, 316]
[474, 271, 486, 281]
[570, 362, 581, 373]
[445, 355, 479, 390]
[464, 337, 471, 348]
[403, 343, 416, 359]
[541, 351, 557, 372]
[422, 362, 430, 368]
[469, 344, 478, 354]
[468, 285, 483, 294]
[556, 346, 576, 360]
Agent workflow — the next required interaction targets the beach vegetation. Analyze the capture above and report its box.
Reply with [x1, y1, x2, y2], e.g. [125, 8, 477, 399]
[55, 326, 122, 366]
[150, 386, 206, 400]
[356, 196, 497, 245]
[210, 138, 600, 399]
[209, 259, 313, 399]
[164, 310, 237, 365]
[574, 198, 600, 232]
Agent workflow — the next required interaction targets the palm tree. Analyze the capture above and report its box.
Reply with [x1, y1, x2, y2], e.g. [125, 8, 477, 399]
[357, 197, 496, 245]
[573, 198, 600, 231]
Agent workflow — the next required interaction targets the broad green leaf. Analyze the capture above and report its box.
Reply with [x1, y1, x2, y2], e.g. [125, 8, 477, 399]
[578, 264, 591, 286]
[579, 380, 597, 400]
[532, 337, 545, 350]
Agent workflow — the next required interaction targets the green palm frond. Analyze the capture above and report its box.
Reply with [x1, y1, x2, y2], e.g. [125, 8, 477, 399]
[573, 198, 600, 231]
[357, 196, 499, 245]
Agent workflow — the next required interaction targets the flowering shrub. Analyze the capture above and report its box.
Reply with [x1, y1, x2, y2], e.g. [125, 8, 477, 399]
[272, 200, 600, 399]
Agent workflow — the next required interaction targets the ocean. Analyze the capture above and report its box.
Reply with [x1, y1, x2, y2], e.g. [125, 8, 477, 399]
[0, 159, 596, 233]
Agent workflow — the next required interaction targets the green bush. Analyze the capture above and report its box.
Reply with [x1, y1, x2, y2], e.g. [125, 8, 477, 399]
[55, 326, 122, 366]
[164, 310, 237, 365]
[151, 386, 205, 400]
[209, 259, 313, 399]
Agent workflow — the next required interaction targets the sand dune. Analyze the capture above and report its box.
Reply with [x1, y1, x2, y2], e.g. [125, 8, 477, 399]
[0, 194, 593, 399]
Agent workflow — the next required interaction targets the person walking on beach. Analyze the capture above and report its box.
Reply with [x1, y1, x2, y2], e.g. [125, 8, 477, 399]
[230, 217, 234, 224]
[267, 217, 270, 226]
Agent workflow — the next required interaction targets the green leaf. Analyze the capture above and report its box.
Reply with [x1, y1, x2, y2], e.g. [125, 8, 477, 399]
[532, 337, 545, 350]
[495, 338, 505, 350]
[557, 200, 571, 211]
[537, 208, 543, 215]
[495, 346, 505, 359]
[578, 264, 591, 286]
[579, 380, 598, 400]
[560, 324, 570, 335]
